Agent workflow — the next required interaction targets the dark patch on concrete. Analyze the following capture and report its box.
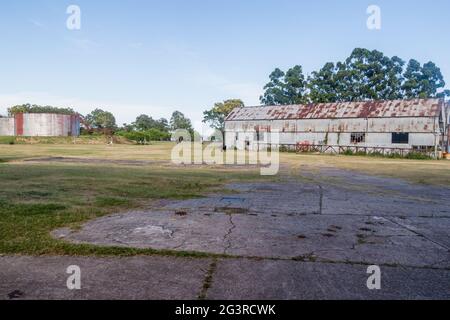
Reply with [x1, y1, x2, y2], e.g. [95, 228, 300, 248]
[52, 168, 450, 269]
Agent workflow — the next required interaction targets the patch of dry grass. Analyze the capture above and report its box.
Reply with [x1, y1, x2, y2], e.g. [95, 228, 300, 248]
[282, 153, 450, 186]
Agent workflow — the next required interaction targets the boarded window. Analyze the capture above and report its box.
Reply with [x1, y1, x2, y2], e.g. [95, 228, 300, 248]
[392, 133, 409, 144]
[351, 133, 365, 144]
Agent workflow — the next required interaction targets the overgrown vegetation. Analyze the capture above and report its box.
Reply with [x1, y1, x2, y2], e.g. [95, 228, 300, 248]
[115, 129, 171, 143]
[8, 104, 76, 116]
[340, 149, 433, 160]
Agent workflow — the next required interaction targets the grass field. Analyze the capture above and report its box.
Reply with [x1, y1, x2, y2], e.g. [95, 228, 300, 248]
[0, 142, 449, 257]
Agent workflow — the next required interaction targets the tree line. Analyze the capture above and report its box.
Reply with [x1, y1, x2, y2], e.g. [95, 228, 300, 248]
[260, 48, 449, 105]
[5, 48, 448, 142]
[5, 104, 194, 142]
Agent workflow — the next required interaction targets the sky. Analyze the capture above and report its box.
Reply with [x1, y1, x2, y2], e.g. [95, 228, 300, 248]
[0, 0, 449, 133]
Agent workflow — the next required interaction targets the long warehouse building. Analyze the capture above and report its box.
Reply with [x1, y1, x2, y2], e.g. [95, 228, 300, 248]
[224, 98, 449, 155]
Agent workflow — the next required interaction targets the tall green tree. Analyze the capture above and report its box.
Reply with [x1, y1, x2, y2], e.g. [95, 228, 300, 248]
[260, 65, 308, 105]
[403, 60, 449, 99]
[133, 114, 154, 131]
[133, 114, 169, 132]
[85, 109, 117, 130]
[337, 48, 405, 101]
[170, 111, 193, 132]
[265, 48, 449, 104]
[203, 99, 244, 136]
[308, 62, 340, 103]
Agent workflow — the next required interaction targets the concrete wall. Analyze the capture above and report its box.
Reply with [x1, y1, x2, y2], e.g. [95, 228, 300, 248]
[0, 118, 15, 136]
[225, 116, 441, 151]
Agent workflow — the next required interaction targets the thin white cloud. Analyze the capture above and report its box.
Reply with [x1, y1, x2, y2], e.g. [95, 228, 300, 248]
[30, 19, 45, 28]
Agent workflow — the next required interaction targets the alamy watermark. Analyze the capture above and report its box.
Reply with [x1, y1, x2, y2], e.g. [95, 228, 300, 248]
[366, 265, 381, 290]
[66, 5, 81, 30]
[367, 5, 381, 30]
[170, 129, 280, 176]
[66, 265, 81, 290]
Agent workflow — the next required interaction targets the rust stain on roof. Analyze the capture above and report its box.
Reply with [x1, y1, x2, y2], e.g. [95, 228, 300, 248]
[225, 99, 443, 121]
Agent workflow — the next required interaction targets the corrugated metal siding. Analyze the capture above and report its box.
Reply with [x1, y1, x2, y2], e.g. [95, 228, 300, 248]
[0, 118, 15, 136]
[17, 113, 80, 137]
[15, 113, 24, 136]
[225, 118, 441, 150]
[226, 98, 443, 121]
[225, 117, 438, 134]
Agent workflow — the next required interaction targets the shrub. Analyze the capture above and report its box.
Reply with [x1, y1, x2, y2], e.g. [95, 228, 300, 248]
[404, 152, 432, 160]
[115, 129, 171, 143]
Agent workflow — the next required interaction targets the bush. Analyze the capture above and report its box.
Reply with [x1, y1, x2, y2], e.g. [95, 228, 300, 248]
[115, 129, 171, 143]
[404, 152, 432, 160]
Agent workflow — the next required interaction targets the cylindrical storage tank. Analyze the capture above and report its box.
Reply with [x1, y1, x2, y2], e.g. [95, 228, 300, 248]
[15, 113, 80, 137]
[0, 117, 15, 136]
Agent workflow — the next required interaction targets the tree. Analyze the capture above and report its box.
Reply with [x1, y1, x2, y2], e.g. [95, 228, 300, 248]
[133, 115, 170, 132]
[260, 66, 308, 105]
[154, 118, 169, 132]
[308, 62, 340, 103]
[263, 48, 449, 104]
[120, 123, 135, 132]
[203, 99, 244, 137]
[339, 48, 406, 101]
[403, 60, 448, 99]
[170, 111, 193, 132]
[133, 114, 154, 131]
[85, 109, 117, 131]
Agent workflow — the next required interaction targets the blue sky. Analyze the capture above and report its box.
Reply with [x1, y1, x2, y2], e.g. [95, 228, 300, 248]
[0, 0, 449, 132]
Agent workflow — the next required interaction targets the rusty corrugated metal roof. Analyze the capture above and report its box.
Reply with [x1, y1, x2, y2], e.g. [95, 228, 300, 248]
[225, 99, 443, 121]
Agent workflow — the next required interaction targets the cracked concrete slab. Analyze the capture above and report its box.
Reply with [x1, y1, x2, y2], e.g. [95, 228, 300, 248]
[0, 255, 210, 300]
[206, 259, 450, 300]
[52, 168, 450, 269]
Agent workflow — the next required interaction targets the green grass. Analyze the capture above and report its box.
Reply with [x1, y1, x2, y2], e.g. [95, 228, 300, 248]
[0, 135, 133, 145]
[0, 142, 449, 257]
[0, 160, 266, 257]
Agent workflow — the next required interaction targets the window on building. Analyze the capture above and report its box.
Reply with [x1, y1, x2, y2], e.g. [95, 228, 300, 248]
[392, 133, 409, 144]
[255, 131, 264, 141]
[350, 133, 366, 144]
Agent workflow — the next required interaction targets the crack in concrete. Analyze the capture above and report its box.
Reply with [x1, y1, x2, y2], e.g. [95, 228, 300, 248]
[223, 214, 236, 255]
[385, 217, 450, 251]
[318, 184, 323, 215]
[239, 255, 450, 271]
